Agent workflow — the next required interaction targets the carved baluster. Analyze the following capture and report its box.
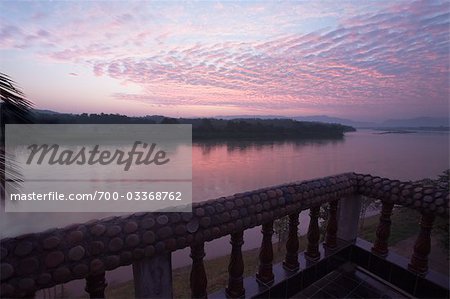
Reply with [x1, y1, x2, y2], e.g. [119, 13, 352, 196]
[133, 253, 173, 298]
[256, 221, 274, 285]
[408, 213, 435, 275]
[190, 243, 207, 299]
[283, 213, 300, 271]
[85, 272, 107, 299]
[371, 202, 394, 256]
[226, 231, 245, 298]
[305, 206, 321, 261]
[324, 201, 338, 249]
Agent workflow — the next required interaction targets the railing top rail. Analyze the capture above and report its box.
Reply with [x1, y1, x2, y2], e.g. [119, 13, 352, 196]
[354, 173, 448, 216]
[1, 172, 448, 297]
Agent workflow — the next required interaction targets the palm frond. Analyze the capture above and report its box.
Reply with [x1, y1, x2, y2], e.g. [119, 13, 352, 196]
[0, 72, 34, 123]
[0, 151, 24, 195]
[1, 72, 34, 201]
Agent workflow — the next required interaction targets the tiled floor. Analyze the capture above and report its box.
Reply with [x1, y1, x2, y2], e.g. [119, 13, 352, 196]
[292, 263, 410, 299]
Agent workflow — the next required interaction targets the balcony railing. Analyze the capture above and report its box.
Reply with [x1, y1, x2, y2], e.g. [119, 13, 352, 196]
[0, 173, 448, 298]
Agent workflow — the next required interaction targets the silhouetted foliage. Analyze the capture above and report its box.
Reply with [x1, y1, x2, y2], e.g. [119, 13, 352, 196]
[1, 73, 34, 198]
[34, 112, 157, 124]
[188, 118, 354, 140]
[15, 111, 356, 140]
[160, 117, 180, 124]
[0, 73, 34, 123]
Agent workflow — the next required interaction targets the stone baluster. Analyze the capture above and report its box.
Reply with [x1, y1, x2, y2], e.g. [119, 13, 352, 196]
[371, 202, 394, 257]
[85, 272, 107, 299]
[283, 213, 300, 271]
[190, 243, 207, 299]
[324, 201, 338, 249]
[133, 252, 173, 298]
[305, 206, 321, 261]
[408, 213, 435, 275]
[226, 231, 245, 298]
[256, 221, 274, 285]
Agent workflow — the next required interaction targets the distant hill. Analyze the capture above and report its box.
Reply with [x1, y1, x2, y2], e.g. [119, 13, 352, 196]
[33, 109, 60, 115]
[215, 115, 288, 120]
[216, 114, 374, 127]
[292, 115, 375, 128]
[216, 114, 449, 129]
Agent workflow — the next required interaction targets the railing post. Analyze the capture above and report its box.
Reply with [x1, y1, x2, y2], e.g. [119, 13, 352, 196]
[85, 272, 107, 299]
[226, 231, 245, 298]
[324, 200, 338, 249]
[283, 213, 300, 271]
[305, 206, 321, 261]
[336, 195, 362, 242]
[408, 212, 435, 275]
[256, 221, 274, 285]
[371, 202, 394, 257]
[190, 243, 207, 299]
[133, 252, 173, 298]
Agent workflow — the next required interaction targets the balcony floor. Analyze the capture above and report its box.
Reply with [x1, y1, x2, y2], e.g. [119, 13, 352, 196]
[292, 263, 410, 299]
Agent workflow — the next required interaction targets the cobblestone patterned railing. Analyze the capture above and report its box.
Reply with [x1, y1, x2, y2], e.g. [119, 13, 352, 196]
[355, 174, 448, 215]
[0, 172, 448, 298]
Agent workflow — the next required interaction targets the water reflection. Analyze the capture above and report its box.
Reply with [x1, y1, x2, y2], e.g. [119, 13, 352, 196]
[194, 136, 344, 155]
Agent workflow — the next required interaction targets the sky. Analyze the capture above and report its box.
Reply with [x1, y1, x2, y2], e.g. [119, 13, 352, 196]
[0, 1, 449, 121]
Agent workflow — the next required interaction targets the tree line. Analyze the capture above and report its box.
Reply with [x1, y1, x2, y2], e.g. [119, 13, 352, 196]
[27, 112, 356, 140]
